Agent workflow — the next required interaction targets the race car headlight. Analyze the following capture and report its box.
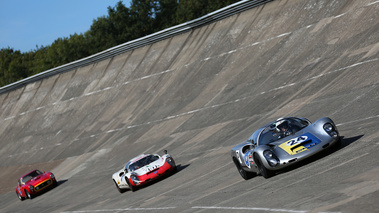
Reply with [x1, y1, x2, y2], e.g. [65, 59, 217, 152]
[263, 150, 279, 167]
[50, 174, 55, 179]
[323, 123, 338, 137]
[29, 185, 34, 191]
[166, 157, 175, 167]
[130, 175, 140, 184]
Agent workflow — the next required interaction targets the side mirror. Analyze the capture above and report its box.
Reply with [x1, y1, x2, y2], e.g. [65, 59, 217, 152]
[163, 150, 167, 154]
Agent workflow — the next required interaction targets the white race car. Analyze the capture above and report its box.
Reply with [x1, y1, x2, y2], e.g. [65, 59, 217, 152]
[112, 150, 176, 192]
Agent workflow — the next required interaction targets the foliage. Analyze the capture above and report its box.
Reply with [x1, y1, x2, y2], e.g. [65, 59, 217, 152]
[0, 0, 240, 88]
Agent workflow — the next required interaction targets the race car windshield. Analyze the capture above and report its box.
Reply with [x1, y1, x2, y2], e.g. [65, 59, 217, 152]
[258, 118, 309, 145]
[22, 170, 43, 183]
[129, 155, 159, 172]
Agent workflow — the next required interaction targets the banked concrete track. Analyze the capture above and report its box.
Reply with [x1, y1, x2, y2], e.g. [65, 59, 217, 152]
[1, 0, 378, 212]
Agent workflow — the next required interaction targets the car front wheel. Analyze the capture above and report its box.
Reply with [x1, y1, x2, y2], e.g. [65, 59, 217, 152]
[113, 180, 124, 193]
[255, 154, 274, 179]
[25, 190, 33, 199]
[126, 179, 137, 192]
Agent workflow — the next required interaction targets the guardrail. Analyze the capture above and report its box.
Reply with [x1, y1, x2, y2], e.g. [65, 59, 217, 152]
[0, 0, 272, 94]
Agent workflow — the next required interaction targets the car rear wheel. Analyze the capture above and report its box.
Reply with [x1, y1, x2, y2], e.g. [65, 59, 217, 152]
[16, 192, 25, 201]
[255, 154, 274, 179]
[233, 158, 254, 180]
[113, 180, 125, 193]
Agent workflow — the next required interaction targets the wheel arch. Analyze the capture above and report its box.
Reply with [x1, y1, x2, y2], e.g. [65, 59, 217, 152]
[253, 146, 272, 169]
[232, 156, 240, 165]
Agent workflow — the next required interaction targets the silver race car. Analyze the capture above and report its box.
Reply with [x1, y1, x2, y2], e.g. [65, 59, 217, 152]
[231, 117, 340, 179]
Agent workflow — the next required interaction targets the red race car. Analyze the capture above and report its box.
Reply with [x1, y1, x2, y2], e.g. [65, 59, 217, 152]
[15, 169, 57, 200]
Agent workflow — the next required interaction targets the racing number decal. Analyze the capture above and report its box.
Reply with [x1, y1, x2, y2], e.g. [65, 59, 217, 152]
[286, 136, 308, 146]
[279, 133, 321, 155]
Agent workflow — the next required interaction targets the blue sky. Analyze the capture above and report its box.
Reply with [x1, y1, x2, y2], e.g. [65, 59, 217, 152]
[0, 0, 131, 53]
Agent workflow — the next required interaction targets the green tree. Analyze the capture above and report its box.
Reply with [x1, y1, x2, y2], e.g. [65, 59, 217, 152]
[154, 0, 178, 29]
[175, 0, 240, 23]
[129, 0, 159, 38]
[0, 48, 29, 85]
[107, 1, 134, 45]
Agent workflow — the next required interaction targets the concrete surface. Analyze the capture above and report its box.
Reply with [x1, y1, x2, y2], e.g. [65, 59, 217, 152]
[0, 0, 378, 212]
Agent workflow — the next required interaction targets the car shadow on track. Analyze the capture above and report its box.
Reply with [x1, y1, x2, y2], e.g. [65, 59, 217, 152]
[123, 164, 190, 193]
[274, 135, 363, 177]
[56, 179, 68, 187]
[339, 135, 364, 149]
[176, 163, 190, 173]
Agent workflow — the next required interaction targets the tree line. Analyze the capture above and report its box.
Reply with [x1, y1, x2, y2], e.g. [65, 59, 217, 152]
[0, 0, 240, 87]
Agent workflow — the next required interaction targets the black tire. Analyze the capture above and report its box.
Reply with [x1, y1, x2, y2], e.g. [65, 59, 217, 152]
[233, 158, 254, 180]
[25, 190, 33, 199]
[254, 154, 274, 179]
[113, 180, 124, 193]
[334, 137, 342, 148]
[126, 179, 137, 192]
[16, 192, 25, 201]
[172, 166, 178, 174]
